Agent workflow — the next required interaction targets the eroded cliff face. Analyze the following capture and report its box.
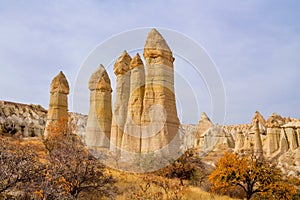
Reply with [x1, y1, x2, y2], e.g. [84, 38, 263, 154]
[0, 101, 47, 137]
[0, 100, 87, 138]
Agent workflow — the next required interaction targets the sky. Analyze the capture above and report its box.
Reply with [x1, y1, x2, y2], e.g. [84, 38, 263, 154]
[0, 0, 299, 125]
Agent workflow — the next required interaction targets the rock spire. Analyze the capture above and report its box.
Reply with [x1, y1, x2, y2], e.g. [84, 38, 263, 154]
[253, 119, 263, 160]
[44, 71, 69, 137]
[122, 53, 145, 153]
[141, 28, 180, 153]
[110, 51, 132, 154]
[85, 65, 112, 149]
[195, 112, 213, 149]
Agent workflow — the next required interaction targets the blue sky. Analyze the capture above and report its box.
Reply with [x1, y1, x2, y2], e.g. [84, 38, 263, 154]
[0, 0, 299, 125]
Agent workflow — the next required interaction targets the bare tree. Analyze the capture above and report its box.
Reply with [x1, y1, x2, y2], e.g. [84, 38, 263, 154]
[42, 120, 117, 199]
[0, 136, 45, 198]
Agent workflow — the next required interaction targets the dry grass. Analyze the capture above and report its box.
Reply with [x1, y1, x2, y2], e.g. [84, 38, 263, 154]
[3, 137, 235, 200]
[109, 169, 235, 200]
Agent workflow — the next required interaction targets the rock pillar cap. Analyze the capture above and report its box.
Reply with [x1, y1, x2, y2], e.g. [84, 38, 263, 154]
[50, 71, 69, 94]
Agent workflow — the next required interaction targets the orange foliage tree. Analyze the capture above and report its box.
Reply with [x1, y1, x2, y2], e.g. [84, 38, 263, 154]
[209, 152, 296, 200]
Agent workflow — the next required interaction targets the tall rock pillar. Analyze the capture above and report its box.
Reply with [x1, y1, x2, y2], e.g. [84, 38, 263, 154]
[253, 119, 263, 160]
[141, 29, 180, 154]
[85, 65, 112, 149]
[122, 53, 145, 154]
[45, 71, 69, 137]
[110, 51, 132, 154]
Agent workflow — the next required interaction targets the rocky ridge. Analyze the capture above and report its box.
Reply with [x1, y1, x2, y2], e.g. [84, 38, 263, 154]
[0, 100, 87, 138]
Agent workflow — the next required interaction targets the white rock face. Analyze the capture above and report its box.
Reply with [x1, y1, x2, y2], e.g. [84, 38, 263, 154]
[200, 125, 235, 153]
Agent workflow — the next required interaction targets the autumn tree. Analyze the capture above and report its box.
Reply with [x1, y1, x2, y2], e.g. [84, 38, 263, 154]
[41, 119, 117, 199]
[0, 136, 45, 198]
[209, 152, 296, 200]
[155, 148, 205, 186]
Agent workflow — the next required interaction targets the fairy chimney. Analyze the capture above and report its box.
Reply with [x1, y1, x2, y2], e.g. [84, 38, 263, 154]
[85, 65, 112, 149]
[110, 51, 132, 154]
[141, 28, 180, 154]
[122, 53, 145, 153]
[253, 119, 263, 160]
[45, 71, 69, 137]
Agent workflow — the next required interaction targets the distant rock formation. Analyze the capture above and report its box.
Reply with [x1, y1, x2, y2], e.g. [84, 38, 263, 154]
[179, 124, 198, 151]
[264, 113, 284, 156]
[234, 130, 245, 152]
[195, 112, 213, 149]
[85, 65, 112, 149]
[0, 101, 46, 137]
[250, 111, 266, 134]
[200, 125, 235, 153]
[141, 29, 180, 154]
[282, 122, 300, 150]
[251, 111, 266, 126]
[0, 100, 86, 138]
[110, 51, 132, 154]
[44, 71, 70, 137]
[253, 119, 263, 160]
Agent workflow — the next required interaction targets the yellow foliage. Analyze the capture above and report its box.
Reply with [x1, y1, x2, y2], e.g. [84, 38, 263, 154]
[209, 152, 297, 200]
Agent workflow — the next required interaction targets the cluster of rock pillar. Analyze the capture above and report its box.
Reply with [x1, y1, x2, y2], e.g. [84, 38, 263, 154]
[85, 29, 180, 159]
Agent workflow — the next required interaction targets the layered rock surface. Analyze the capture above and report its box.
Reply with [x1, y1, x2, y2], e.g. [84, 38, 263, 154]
[0, 100, 87, 138]
[122, 53, 145, 153]
[195, 112, 213, 149]
[45, 71, 69, 137]
[141, 29, 180, 154]
[200, 125, 235, 153]
[85, 65, 112, 149]
[110, 51, 132, 153]
[0, 101, 46, 137]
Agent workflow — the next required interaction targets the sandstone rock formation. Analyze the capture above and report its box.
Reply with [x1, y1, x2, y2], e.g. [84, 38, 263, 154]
[0, 101, 46, 137]
[253, 119, 263, 160]
[251, 111, 266, 126]
[110, 51, 132, 153]
[179, 124, 198, 151]
[234, 130, 244, 152]
[85, 65, 112, 149]
[195, 112, 213, 149]
[0, 100, 87, 138]
[265, 112, 285, 128]
[44, 71, 69, 137]
[250, 111, 266, 134]
[122, 53, 145, 153]
[263, 113, 286, 156]
[282, 122, 300, 150]
[68, 112, 88, 139]
[200, 125, 235, 153]
[141, 28, 180, 154]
